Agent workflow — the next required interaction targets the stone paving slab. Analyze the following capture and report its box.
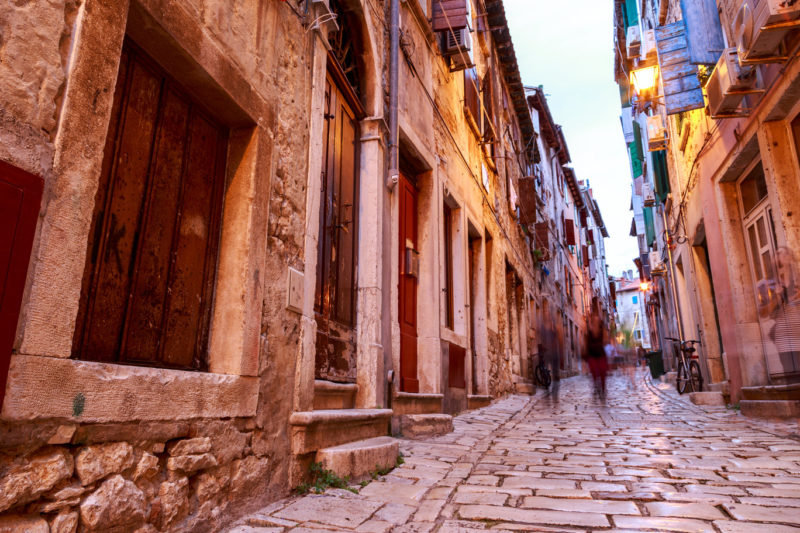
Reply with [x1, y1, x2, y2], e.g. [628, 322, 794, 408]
[226, 371, 800, 533]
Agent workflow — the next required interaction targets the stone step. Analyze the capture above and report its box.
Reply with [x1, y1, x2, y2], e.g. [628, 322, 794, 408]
[515, 381, 535, 394]
[396, 413, 453, 439]
[741, 382, 800, 401]
[740, 400, 800, 418]
[289, 409, 392, 455]
[689, 391, 725, 406]
[468, 394, 492, 409]
[313, 380, 357, 410]
[316, 436, 399, 480]
[392, 392, 443, 415]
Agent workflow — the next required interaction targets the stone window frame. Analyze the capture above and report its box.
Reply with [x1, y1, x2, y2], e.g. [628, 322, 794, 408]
[2, 1, 273, 424]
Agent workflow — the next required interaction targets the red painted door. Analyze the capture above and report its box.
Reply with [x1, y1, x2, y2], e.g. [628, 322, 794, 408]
[0, 160, 43, 411]
[399, 173, 419, 392]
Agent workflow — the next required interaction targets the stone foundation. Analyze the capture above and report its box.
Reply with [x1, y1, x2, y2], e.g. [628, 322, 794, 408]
[0, 418, 282, 532]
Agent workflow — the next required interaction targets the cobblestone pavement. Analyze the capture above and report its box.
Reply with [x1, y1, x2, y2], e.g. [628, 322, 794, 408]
[229, 370, 800, 533]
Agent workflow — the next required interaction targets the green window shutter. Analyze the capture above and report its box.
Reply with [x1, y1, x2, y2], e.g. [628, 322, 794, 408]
[643, 207, 656, 248]
[632, 122, 644, 162]
[628, 142, 643, 178]
[652, 150, 671, 203]
[625, 0, 639, 28]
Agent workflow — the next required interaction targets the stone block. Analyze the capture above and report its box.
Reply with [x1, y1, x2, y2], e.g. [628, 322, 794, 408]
[689, 391, 726, 406]
[167, 453, 218, 473]
[392, 393, 444, 415]
[133, 452, 159, 481]
[73, 422, 190, 445]
[316, 436, 399, 479]
[48, 425, 77, 445]
[0, 515, 49, 533]
[740, 400, 800, 418]
[397, 414, 453, 439]
[75, 442, 134, 485]
[155, 477, 189, 529]
[167, 437, 211, 456]
[79, 475, 146, 531]
[50, 511, 79, 533]
[467, 395, 492, 409]
[313, 380, 358, 410]
[289, 409, 393, 454]
[0, 447, 73, 512]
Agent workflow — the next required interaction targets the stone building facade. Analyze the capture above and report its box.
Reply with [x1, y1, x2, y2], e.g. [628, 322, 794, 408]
[0, 0, 611, 531]
[614, 0, 800, 415]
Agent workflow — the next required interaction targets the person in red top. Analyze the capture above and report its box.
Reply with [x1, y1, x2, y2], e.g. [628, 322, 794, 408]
[585, 310, 608, 402]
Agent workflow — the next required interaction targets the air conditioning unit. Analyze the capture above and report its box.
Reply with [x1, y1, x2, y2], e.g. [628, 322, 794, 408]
[443, 28, 473, 71]
[627, 25, 642, 58]
[640, 28, 657, 60]
[734, 0, 800, 63]
[646, 115, 668, 151]
[706, 48, 758, 117]
[642, 181, 656, 206]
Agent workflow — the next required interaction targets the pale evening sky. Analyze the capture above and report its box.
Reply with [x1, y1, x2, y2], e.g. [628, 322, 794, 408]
[504, 0, 640, 277]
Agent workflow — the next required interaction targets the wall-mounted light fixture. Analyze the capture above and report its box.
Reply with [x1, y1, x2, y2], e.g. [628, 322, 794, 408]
[630, 65, 659, 99]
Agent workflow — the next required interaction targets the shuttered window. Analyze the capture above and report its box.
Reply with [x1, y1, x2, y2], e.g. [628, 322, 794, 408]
[565, 218, 576, 247]
[464, 68, 480, 133]
[652, 150, 671, 203]
[432, 0, 469, 32]
[73, 41, 227, 370]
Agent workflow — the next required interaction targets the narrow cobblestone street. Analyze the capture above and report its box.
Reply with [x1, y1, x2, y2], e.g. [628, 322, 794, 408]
[230, 371, 800, 533]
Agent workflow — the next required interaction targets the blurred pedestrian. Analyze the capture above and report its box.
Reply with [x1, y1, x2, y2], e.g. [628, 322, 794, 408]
[585, 311, 608, 401]
[540, 306, 561, 400]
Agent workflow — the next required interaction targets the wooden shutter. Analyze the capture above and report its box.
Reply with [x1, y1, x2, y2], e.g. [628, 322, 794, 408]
[432, 0, 469, 32]
[0, 161, 43, 411]
[534, 222, 549, 251]
[656, 22, 705, 115]
[679, 0, 725, 65]
[582, 245, 589, 266]
[74, 42, 227, 370]
[565, 218, 576, 246]
[464, 68, 480, 130]
[587, 229, 595, 244]
[518, 176, 537, 225]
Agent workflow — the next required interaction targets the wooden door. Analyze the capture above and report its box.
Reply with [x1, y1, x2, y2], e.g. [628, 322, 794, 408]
[73, 42, 227, 370]
[0, 161, 43, 411]
[399, 173, 419, 392]
[468, 236, 479, 394]
[314, 73, 360, 383]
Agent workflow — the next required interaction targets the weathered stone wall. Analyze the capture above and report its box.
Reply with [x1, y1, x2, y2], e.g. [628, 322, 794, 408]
[0, 0, 314, 531]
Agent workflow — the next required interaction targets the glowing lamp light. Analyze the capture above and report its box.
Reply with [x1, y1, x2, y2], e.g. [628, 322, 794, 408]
[630, 65, 659, 96]
[640, 281, 651, 292]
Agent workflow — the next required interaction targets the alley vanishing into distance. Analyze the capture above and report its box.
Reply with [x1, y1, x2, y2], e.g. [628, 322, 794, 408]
[229, 371, 800, 533]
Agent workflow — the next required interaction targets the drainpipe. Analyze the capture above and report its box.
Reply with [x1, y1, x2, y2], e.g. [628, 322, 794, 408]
[662, 206, 685, 370]
[387, 0, 400, 190]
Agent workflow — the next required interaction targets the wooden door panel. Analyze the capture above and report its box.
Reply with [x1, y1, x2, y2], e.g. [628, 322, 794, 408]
[83, 59, 162, 361]
[161, 114, 222, 368]
[315, 74, 359, 383]
[0, 161, 43, 411]
[123, 88, 189, 363]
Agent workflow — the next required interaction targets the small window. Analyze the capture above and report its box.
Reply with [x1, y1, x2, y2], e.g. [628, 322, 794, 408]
[632, 295, 638, 304]
[444, 203, 455, 329]
[739, 162, 768, 216]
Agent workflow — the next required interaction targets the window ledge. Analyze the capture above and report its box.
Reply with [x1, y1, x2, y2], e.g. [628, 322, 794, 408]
[1, 354, 258, 423]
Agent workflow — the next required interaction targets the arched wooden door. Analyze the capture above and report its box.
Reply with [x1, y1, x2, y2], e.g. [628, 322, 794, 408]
[314, 60, 363, 383]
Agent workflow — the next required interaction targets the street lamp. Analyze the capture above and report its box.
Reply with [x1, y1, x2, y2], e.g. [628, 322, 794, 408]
[630, 65, 659, 99]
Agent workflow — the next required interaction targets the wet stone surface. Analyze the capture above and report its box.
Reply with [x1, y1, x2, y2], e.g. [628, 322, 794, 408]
[228, 370, 800, 532]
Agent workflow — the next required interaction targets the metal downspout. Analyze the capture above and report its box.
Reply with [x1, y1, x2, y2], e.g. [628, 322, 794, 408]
[387, 0, 400, 190]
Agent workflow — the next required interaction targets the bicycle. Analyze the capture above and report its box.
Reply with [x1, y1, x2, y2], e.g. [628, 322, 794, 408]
[665, 337, 703, 394]
[534, 355, 552, 389]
